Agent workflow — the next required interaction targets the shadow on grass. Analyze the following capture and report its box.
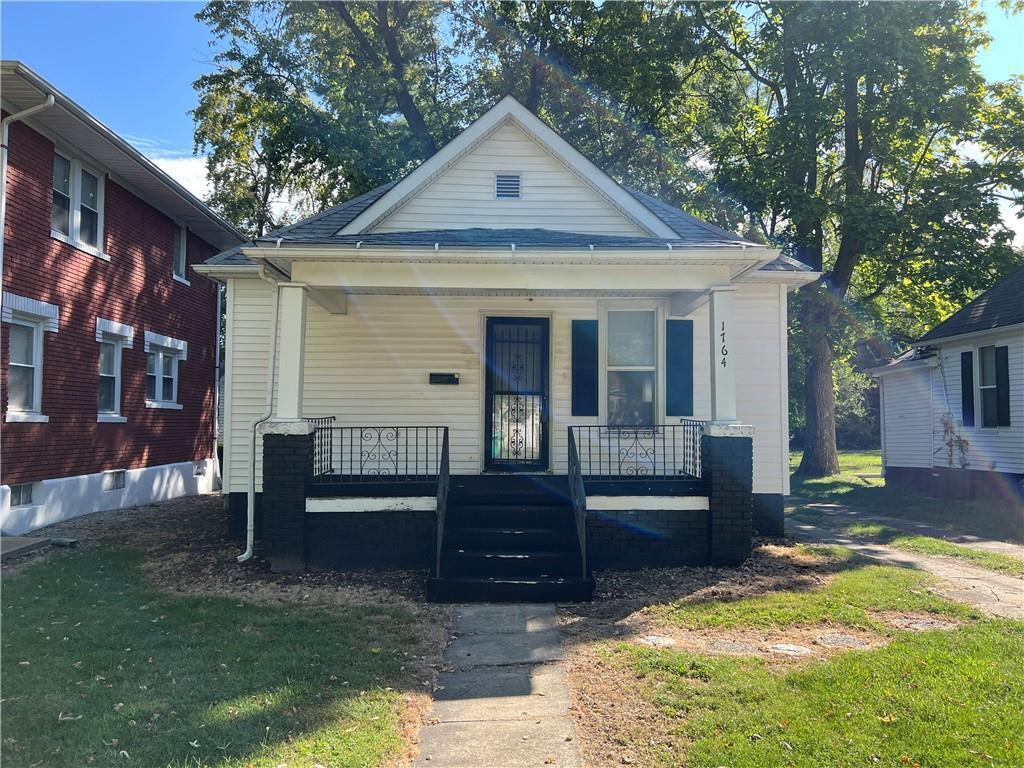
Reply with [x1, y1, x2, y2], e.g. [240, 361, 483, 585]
[1, 548, 430, 768]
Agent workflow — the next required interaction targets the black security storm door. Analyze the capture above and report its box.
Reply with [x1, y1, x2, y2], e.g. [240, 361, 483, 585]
[485, 317, 550, 471]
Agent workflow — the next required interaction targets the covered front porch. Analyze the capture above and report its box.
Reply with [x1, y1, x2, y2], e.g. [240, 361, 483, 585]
[246, 256, 758, 600]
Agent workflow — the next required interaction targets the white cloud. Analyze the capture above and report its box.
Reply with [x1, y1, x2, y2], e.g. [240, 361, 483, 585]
[151, 156, 211, 201]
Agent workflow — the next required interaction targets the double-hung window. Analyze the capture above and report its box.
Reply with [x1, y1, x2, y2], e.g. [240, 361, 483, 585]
[146, 349, 178, 406]
[8, 318, 43, 416]
[51, 151, 104, 255]
[606, 310, 657, 426]
[98, 338, 122, 417]
[172, 225, 189, 282]
[978, 345, 1011, 428]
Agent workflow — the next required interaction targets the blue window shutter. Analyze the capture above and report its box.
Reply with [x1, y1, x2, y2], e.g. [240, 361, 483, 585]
[996, 345, 1010, 427]
[571, 320, 598, 416]
[666, 319, 694, 417]
[960, 351, 975, 427]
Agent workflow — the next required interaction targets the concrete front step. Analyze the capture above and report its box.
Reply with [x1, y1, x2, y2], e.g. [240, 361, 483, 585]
[427, 576, 594, 603]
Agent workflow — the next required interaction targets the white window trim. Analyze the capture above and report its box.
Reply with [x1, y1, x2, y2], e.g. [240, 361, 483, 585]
[144, 330, 188, 360]
[173, 224, 191, 285]
[2, 292, 60, 332]
[598, 301, 666, 427]
[50, 150, 106, 259]
[5, 314, 47, 422]
[95, 317, 135, 348]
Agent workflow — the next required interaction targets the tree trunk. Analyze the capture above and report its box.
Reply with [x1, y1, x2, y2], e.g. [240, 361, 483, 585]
[797, 295, 840, 476]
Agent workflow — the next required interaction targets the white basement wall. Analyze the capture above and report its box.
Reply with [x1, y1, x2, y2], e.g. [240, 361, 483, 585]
[224, 279, 789, 496]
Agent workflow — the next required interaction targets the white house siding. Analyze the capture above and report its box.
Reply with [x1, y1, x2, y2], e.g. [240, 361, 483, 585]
[880, 367, 935, 469]
[930, 329, 1024, 475]
[372, 121, 648, 236]
[224, 279, 789, 496]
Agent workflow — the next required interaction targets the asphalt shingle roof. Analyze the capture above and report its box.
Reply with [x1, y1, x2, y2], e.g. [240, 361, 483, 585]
[204, 179, 813, 274]
[918, 264, 1024, 342]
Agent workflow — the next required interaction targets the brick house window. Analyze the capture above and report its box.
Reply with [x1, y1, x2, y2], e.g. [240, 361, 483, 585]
[7, 317, 43, 415]
[143, 331, 186, 410]
[98, 338, 122, 416]
[50, 151, 105, 256]
[173, 225, 189, 282]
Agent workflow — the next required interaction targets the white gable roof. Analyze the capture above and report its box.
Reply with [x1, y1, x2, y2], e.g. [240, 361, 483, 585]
[339, 96, 679, 238]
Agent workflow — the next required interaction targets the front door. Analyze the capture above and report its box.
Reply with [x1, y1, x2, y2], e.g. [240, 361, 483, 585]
[485, 317, 549, 471]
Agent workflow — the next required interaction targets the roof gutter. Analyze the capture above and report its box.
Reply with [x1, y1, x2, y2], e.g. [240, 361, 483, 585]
[3, 61, 244, 247]
[1, 92, 55, 320]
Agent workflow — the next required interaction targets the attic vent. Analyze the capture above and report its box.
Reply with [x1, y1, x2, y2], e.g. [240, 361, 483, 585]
[495, 173, 521, 199]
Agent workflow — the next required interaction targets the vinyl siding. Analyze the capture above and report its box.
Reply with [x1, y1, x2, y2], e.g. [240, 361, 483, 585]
[224, 280, 788, 495]
[930, 330, 1024, 474]
[372, 121, 648, 236]
[880, 368, 935, 469]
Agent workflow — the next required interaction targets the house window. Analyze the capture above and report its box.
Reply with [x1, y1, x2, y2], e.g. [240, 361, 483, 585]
[146, 349, 179, 406]
[8, 317, 43, 414]
[10, 483, 33, 506]
[52, 153, 71, 235]
[607, 310, 657, 426]
[978, 345, 1010, 428]
[101, 470, 126, 492]
[495, 173, 521, 199]
[50, 151, 104, 255]
[173, 225, 188, 281]
[98, 337, 122, 416]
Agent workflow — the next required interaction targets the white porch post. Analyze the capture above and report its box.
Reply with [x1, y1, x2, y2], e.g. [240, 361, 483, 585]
[275, 283, 308, 420]
[708, 286, 737, 425]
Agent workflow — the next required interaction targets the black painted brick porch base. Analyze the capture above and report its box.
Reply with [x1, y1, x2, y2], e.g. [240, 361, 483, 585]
[588, 509, 709, 569]
[702, 434, 754, 565]
[262, 431, 313, 572]
[305, 511, 435, 570]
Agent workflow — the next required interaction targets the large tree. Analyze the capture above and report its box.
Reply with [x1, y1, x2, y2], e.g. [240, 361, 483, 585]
[696, 0, 1023, 475]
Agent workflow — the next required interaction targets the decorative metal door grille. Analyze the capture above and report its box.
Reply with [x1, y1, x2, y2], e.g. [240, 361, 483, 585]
[485, 318, 549, 471]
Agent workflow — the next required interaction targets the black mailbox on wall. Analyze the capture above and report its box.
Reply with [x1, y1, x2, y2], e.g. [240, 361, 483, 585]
[429, 373, 460, 385]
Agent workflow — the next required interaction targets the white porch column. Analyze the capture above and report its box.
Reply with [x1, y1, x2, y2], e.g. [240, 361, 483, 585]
[708, 286, 737, 424]
[275, 283, 308, 420]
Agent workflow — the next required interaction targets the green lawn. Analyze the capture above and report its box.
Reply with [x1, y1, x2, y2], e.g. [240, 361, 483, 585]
[789, 450, 1024, 543]
[1, 549, 428, 768]
[602, 547, 1022, 767]
[614, 620, 1024, 767]
[659, 560, 979, 633]
[846, 522, 1024, 576]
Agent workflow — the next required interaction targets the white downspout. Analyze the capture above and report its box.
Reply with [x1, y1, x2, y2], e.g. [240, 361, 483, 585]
[1, 95, 55, 316]
[238, 240, 284, 562]
[213, 284, 223, 489]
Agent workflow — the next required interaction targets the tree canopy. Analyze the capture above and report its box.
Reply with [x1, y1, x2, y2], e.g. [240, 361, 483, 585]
[193, 0, 1023, 475]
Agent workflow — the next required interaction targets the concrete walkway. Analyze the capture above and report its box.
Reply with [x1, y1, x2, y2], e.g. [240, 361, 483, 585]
[415, 604, 581, 768]
[791, 520, 1024, 619]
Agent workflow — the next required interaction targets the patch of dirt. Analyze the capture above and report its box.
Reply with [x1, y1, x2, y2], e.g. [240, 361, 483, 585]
[566, 643, 688, 768]
[877, 612, 963, 632]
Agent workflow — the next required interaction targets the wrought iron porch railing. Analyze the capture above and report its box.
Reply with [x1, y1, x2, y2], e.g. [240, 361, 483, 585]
[310, 425, 448, 482]
[305, 416, 336, 477]
[434, 427, 450, 578]
[566, 426, 589, 578]
[568, 421, 706, 480]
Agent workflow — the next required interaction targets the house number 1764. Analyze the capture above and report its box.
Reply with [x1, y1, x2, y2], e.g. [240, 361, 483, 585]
[720, 321, 729, 368]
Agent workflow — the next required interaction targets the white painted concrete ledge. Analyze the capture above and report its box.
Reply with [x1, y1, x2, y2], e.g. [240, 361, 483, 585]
[587, 495, 709, 511]
[306, 496, 437, 513]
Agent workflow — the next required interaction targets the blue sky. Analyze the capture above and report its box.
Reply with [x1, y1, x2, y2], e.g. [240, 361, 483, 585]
[2, 0, 1022, 232]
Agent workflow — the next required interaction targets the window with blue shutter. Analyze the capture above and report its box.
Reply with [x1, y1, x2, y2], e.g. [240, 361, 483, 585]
[571, 320, 598, 416]
[666, 319, 694, 417]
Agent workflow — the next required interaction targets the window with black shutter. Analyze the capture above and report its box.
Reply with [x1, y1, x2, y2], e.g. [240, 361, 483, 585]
[960, 351, 975, 427]
[666, 319, 694, 417]
[571, 320, 598, 416]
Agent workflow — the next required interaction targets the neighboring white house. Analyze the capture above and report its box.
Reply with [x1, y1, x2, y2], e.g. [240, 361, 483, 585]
[196, 96, 817, 599]
[872, 264, 1023, 503]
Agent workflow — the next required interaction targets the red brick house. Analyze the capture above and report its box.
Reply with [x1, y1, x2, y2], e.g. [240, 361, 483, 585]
[1, 61, 244, 534]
